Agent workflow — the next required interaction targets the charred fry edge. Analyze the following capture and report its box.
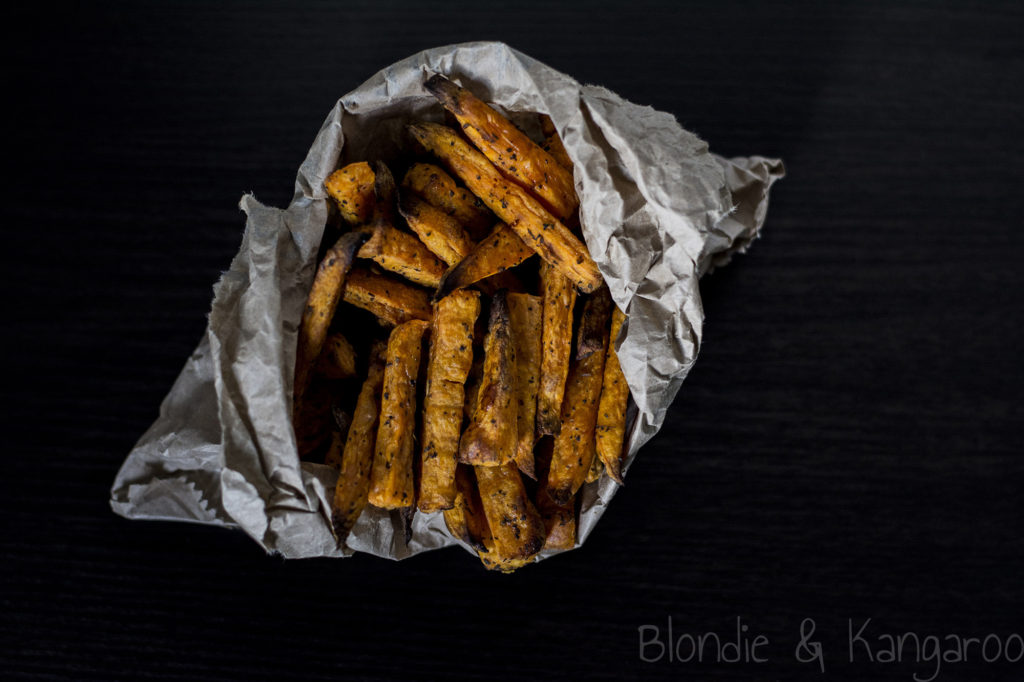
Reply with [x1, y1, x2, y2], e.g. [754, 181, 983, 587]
[545, 289, 612, 505]
[407, 122, 601, 293]
[458, 290, 517, 466]
[424, 75, 578, 221]
[294, 230, 370, 401]
[474, 463, 545, 561]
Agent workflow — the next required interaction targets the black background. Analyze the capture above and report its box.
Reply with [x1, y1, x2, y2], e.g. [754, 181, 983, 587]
[5, 1, 1023, 680]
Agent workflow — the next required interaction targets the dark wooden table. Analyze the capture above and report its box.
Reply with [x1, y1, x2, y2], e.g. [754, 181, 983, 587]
[6, 1, 1022, 679]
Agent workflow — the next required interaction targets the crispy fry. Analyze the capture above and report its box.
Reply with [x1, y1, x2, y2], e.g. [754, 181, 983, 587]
[294, 230, 369, 400]
[368, 320, 429, 510]
[329, 342, 387, 541]
[434, 222, 534, 300]
[407, 122, 601, 293]
[357, 221, 446, 287]
[458, 291, 517, 467]
[534, 436, 576, 550]
[427, 289, 480, 383]
[419, 290, 481, 512]
[402, 162, 493, 239]
[535, 261, 577, 437]
[577, 286, 614, 361]
[398, 193, 474, 267]
[324, 161, 375, 224]
[317, 332, 357, 380]
[342, 266, 432, 326]
[506, 292, 542, 478]
[542, 132, 573, 175]
[595, 306, 629, 483]
[545, 289, 613, 505]
[537, 487, 576, 551]
[424, 75, 578, 221]
[474, 463, 545, 561]
[442, 465, 491, 552]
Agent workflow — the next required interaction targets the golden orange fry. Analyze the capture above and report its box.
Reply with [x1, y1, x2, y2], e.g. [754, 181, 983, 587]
[458, 291, 517, 467]
[474, 463, 545, 562]
[398, 193, 474, 267]
[402, 162, 493, 239]
[434, 222, 534, 300]
[546, 288, 613, 505]
[368, 320, 429, 510]
[294, 230, 369, 401]
[342, 266, 432, 326]
[595, 306, 629, 483]
[324, 161, 375, 225]
[506, 292, 542, 478]
[330, 342, 387, 541]
[424, 75, 578, 221]
[419, 290, 481, 512]
[407, 122, 601, 294]
[535, 261, 577, 437]
[357, 221, 446, 288]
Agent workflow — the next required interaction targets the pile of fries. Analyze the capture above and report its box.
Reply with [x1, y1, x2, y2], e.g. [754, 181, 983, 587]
[293, 75, 630, 571]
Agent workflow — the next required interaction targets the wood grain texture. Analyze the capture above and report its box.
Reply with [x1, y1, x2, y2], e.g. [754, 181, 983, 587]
[4, 1, 1023, 680]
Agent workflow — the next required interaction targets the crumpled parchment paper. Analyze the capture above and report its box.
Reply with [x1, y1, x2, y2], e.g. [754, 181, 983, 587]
[111, 41, 784, 562]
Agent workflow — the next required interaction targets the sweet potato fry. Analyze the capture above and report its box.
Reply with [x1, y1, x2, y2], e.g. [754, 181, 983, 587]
[535, 261, 577, 437]
[324, 161, 375, 225]
[595, 306, 629, 483]
[458, 291, 517, 467]
[330, 342, 387, 541]
[419, 290, 481, 512]
[442, 465, 491, 551]
[545, 289, 613, 505]
[368, 320, 429, 510]
[424, 75, 578, 221]
[317, 332, 357, 380]
[342, 266, 432, 326]
[427, 289, 480, 383]
[294, 230, 370, 400]
[474, 463, 545, 561]
[401, 162, 493, 239]
[507, 292, 542, 478]
[398, 193, 474, 267]
[534, 436, 576, 550]
[357, 221, 446, 288]
[434, 222, 534, 300]
[407, 122, 601, 293]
